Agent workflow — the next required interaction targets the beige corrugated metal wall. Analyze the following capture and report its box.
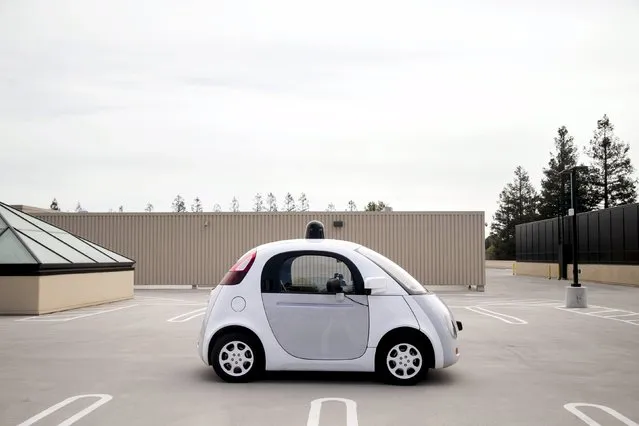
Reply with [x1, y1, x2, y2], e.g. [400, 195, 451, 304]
[33, 212, 485, 288]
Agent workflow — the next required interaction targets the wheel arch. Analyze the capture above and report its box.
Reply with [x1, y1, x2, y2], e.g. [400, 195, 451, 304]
[207, 325, 265, 366]
[375, 326, 436, 369]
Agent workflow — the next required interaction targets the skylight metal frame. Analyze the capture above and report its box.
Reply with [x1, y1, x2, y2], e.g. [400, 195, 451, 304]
[15, 229, 74, 263]
[0, 202, 135, 275]
[5, 205, 100, 263]
[0, 209, 40, 263]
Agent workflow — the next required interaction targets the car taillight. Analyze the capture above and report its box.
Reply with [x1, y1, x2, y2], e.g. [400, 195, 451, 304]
[218, 250, 256, 286]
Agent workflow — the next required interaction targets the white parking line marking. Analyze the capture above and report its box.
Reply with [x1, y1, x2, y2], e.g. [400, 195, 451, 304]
[599, 312, 639, 318]
[556, 304, 639, 326]
[564, 402, 639, 426]
[16, 393, 113, 426]
[307, 398, 358, 426]
[465, 306, 528, 324]
[448, 294, 486, 297]
[16, 305, 138, 322]
[587, 309, 619, 315]
[442, 297, 561, 307]
[479, 300, 561, 307]
[62, 304, 139, 321]
[448, 298, 639, 326]
[135, 296, 192, 303]
[141, 303, 207, 307]
[179, 312, 205, 322]
[167, 307, 207, 323]
[482, 298, 556, 304]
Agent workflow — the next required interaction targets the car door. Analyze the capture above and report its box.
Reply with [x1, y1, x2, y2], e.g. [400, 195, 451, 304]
[260, 250, 370, 360]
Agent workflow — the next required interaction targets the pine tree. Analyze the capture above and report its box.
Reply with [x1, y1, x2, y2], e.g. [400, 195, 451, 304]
[172, 195, 186, 212]
[365, 201, 378, 211]
[283, 192, 296, 211]
[584, 114, 638, 208]
[326, 203, 336, 212]
[230, 197, 239, 212]
[364, 201, 389, 211]
[266, 193, 278, 211]
[298, 193, 309, 211]
[347, 200, 357, 211]
[538, 126, 598, 218]
[253, 193, 264, 212]
[489, 166, 540, 259]
[191, 197, 203, 212]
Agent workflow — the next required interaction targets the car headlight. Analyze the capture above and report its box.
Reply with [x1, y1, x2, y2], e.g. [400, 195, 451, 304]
[443, 313, 457, 338]
[439, 301, 458, 338]
[449, 318, 458, 338]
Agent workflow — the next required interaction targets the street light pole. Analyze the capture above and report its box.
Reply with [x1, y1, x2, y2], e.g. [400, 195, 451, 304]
[560, 166, 588, 308]
[569, 168, 579, 287]
[553, 169, 567, 280]
[558, 171, 566, 279]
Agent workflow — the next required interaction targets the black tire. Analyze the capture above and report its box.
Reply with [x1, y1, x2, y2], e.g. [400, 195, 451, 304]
[209, 332, 264, 383]
[375, 336, 430, 386]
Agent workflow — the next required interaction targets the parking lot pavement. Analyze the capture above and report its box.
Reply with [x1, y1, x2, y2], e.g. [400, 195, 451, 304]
[467, 268, 639, 313]
[1, 270, 639, 426]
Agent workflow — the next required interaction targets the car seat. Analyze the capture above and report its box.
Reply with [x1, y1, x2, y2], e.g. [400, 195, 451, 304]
[326, 277, 343, 293]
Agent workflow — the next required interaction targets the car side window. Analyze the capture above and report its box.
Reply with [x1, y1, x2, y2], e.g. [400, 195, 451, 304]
[285, 255, 354, 294]
[261, 251, 363, 294]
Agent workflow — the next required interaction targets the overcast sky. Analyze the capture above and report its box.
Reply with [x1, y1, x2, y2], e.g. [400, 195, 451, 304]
[1, 0, 638, 227]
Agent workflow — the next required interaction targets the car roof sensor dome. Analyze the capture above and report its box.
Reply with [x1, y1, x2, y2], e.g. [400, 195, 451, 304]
[305, 220, 325, 239]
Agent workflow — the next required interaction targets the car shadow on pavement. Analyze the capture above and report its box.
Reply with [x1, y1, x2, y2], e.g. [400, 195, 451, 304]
[194, 368, 457, 387]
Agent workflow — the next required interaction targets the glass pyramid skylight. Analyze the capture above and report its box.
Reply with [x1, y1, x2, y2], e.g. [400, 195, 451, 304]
[0, 202, 134, 266]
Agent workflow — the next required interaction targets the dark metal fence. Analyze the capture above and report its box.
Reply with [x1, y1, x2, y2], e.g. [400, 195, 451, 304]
[516, 203, 639, 265]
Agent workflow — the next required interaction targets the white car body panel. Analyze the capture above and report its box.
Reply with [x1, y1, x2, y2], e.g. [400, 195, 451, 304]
[402, 295, 446, 368]
[404, 293, 461, 368]
[366, 295, 419, 347]
[197, 237, 461, 376]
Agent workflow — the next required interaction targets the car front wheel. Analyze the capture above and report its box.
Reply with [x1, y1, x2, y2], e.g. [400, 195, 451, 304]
[377, 339, 428, 386]
[210, 332, 264, 383]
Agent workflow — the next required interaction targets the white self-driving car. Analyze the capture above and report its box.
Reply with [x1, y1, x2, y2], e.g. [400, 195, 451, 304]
[197, 221, 463, 386]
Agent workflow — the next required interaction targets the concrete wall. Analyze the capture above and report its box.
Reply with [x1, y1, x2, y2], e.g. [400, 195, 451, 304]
[38, 270, 134, 314]
[0, 270, 134, 315]
[0, 276, 39, 315]
[33, 211, 486, 289]
[514, 262, 639, 287]
[485, 260, 515, 270]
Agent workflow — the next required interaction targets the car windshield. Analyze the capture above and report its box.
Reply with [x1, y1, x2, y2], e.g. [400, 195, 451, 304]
[355, 246, 430, 294]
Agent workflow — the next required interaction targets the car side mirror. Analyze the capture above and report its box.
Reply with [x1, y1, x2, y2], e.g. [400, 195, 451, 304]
[364, 277, 388, 295]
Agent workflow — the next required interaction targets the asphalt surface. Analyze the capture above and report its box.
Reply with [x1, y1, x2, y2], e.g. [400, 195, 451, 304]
[1, 269, 638, 426]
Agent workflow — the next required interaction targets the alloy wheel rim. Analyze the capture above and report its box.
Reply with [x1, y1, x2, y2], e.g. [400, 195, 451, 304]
[219, 340, 254, 376]
[386, 343, 422, 379]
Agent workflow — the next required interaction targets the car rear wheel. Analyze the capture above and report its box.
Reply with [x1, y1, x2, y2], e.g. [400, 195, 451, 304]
[376, 338, 428, 386]
[210, 332, 264, 383]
